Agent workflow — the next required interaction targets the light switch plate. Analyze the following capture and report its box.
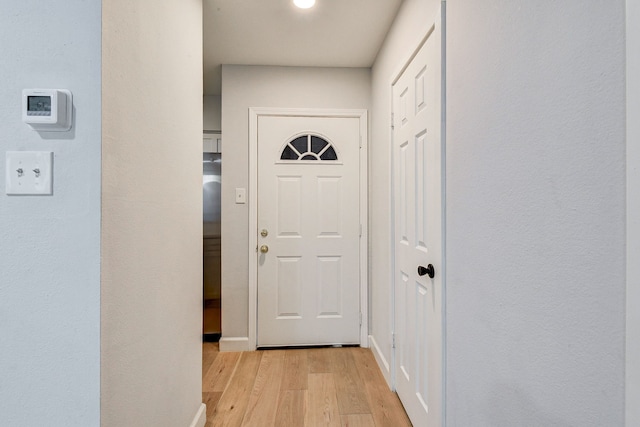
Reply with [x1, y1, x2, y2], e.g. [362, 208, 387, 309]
[5, 151, 53, 195]
[235, 188, 246, 204]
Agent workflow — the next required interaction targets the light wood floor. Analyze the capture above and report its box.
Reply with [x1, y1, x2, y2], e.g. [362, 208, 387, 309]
[203, 299, 221, 334]
[202, 343, 412, 427]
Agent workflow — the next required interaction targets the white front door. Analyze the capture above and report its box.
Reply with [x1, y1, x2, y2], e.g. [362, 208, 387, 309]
[256, 114, 362, 347]
[393, 10, 444, 426]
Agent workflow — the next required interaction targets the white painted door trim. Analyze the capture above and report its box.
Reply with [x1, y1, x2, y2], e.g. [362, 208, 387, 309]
[388, 3, 446, 423]
[248, 107, 369, 350]
[627, 1, 639, 425]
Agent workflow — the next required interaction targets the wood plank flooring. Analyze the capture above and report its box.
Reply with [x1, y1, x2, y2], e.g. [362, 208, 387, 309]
[202, 343, 412, 427]
[203, 299, 221, 334]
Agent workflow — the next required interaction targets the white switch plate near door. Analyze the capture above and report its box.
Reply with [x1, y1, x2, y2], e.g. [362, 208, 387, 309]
[235, 188, 246, 204]
[5, 151, 53, 195]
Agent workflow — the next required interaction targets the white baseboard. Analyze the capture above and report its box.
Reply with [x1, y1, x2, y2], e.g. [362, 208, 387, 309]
[189, 403, 206, 427]
[219, 336, 252, 352]
[369, 334, 392, 388]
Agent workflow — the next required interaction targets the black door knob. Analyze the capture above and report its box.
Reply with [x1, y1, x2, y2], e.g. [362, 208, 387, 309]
[418, 264, 435, 279]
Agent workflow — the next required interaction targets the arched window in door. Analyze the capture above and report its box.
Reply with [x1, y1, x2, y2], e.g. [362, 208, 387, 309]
[280, 134, 338, 161]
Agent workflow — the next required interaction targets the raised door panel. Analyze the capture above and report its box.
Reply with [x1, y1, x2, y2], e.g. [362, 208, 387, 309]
[316, 177, 341, 237]
[276, 257, 302, 319]
[277, 176, 302, 238]
[316, 256, 342, 318]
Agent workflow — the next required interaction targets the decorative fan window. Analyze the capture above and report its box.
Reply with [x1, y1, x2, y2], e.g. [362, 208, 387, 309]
[280, 135, 338, 161]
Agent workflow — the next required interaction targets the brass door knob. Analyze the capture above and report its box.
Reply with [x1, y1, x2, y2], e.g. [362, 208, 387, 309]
[260, 245, 269, 253]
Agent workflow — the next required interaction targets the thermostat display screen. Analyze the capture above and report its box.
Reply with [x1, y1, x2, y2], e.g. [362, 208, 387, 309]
[27, 96, 51, 116]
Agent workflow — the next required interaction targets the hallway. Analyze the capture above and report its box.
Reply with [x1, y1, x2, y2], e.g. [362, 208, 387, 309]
[202, 344, 412, 426]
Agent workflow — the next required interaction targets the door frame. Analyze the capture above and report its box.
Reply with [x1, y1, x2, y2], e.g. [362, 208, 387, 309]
[388, 3, 446, 420]
[627, 0, 640, 424]
[248, 107, 369, 350]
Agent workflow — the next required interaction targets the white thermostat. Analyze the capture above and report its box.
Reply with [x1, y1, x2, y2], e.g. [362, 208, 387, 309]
[22, 89, 72, 131]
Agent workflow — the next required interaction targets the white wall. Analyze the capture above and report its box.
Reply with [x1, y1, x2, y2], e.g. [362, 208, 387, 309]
[369, 0, 441, 385]
[627, 0, 640, 425]
[446, 1, 625, 425]
[220, 65, 370, 346]
[0, 1, 102, 425]
[204, 95, 222, 131]
[101, 1, 204, 426]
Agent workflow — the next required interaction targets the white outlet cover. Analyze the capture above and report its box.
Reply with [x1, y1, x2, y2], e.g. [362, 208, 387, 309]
[5, 151, 53, 195]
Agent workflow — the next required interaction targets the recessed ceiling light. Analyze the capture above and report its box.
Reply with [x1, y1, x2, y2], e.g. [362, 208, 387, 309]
[294, 0, 315, 9]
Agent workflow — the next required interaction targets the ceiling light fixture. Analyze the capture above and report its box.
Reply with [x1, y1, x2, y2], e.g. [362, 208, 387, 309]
[293, 0, 315, 9]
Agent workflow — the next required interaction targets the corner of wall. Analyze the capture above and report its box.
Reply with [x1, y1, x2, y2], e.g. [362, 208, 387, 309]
[189, 403, 207, 427]
[626, 0, 640, 425]
[101, 0, 204, 425]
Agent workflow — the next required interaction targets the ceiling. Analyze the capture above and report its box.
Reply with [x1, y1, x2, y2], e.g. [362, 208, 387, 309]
[203, 0, 404, 95]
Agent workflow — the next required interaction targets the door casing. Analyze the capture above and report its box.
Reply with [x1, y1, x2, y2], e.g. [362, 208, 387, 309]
[627, 0, 640, 424]
[248, 107, 369, 350]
